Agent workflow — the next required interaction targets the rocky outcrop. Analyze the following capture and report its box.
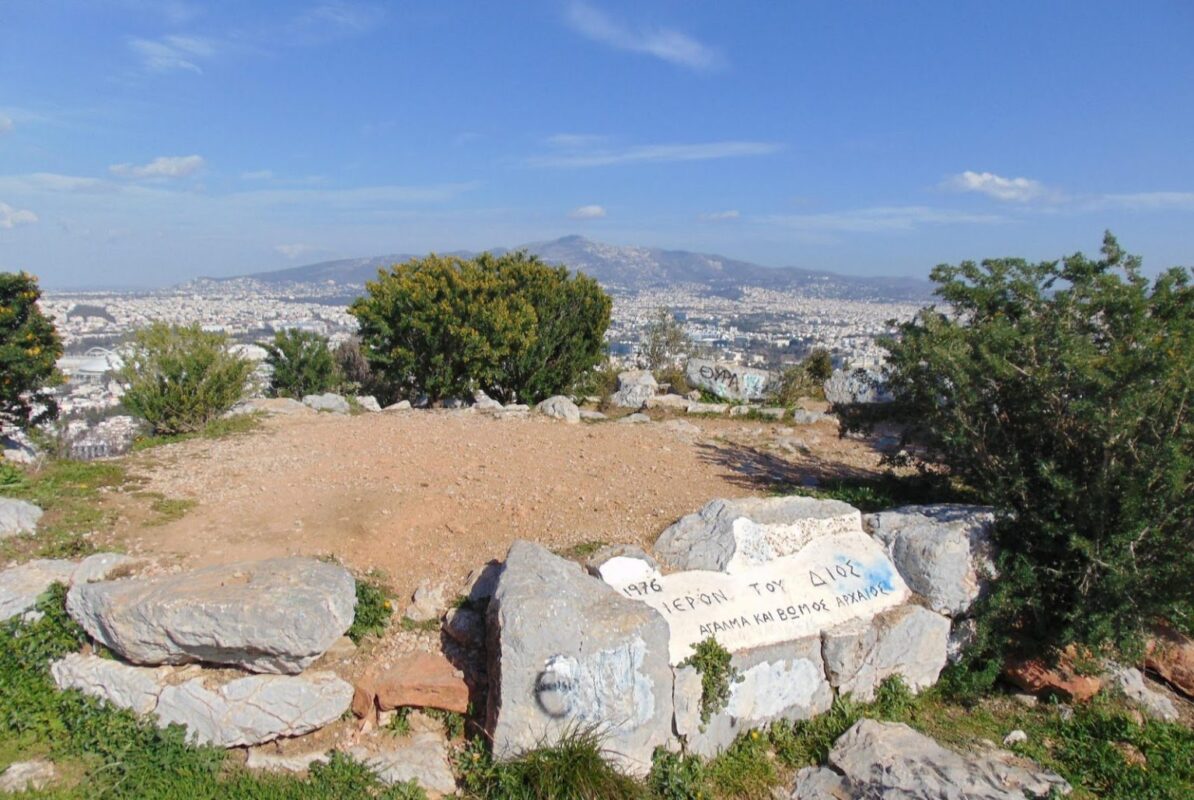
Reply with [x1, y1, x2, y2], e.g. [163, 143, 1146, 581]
[865, 504, 996, 617]
[654, 496, 862, 573]
[302, 393, 350, 414]
[66, 557, 356, 674]
[610, 371, 657, 409]
[685, 359, 773, 402]
[789, 718, 1071, 799]
[486, 540, 673, 776]
[535, 395, 580, 423]
[821, 605, 950, 701]
[0, 498, 42, 538]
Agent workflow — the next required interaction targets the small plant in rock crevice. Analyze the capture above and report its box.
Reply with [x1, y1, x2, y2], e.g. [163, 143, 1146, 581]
[679, 637, 742, 728]
[347, 577, 392, 644]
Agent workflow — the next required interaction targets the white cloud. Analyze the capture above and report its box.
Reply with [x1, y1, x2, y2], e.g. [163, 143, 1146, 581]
[700, 209, 740, 221]
[110, 155, 205, 179]
[0, 116, 12, 135]
[529, 140, 781, 168]
[129, 35, 216, 74]
[274, 243, 317, 259]
[944, 170, 1053, 203]
[766, 206, 1005, 234]
[568, 204, 607, 220]
[564, 1, 723, 71]
[0, 202, 38, 229]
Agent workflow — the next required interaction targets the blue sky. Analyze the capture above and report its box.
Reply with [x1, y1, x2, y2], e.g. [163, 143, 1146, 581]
[1, 0, 1192, 288]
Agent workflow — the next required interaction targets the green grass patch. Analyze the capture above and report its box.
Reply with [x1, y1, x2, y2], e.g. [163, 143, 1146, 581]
[347, 577, 394, 644]
[399, 616, 440, 634]
[554, 540, 607, 560]
[131, 411, 265, 452]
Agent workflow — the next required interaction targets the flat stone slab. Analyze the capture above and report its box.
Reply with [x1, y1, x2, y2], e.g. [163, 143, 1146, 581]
[821, 605, 950, 701]
[1, 553, 137, 623]
[607, 529, 909, 665]
[0, 497, 42, 538]
[66, 557, 356, 673]
[351, 733, 457, 796]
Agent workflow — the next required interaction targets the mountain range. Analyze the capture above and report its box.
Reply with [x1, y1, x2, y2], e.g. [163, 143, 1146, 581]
[207, 235, 933, 301]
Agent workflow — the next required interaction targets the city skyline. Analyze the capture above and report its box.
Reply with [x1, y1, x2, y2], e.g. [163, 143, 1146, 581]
[2, 1, 1194, 287]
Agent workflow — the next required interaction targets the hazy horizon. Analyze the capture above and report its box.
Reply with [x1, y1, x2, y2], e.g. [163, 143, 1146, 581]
[3, 1, 1193, 288]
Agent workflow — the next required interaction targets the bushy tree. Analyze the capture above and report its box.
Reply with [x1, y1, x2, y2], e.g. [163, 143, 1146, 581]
[641, 308, 691, 371]
[118, 323, 254, 435]
[0, 272, 62, 429]
[769, 349, 832, 406]
[803, 347, 833, 384]
[350, 251, 611, 403]
[844, 233, 1192, 654]
[263, 329, 338, 399]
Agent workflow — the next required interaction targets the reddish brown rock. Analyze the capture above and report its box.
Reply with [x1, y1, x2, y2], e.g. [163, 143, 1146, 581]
[352, 652, 469, 717]
[1145, 623, 1194, 698]
[1004, 646, 1103, 702]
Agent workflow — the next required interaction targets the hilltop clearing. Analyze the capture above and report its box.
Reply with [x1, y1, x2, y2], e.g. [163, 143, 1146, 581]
[111, 407, 886, 601]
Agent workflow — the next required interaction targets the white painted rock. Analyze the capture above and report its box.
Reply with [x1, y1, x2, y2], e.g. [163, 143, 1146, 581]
[66, 557, 356, 673]
[686, 359, 773, 402]
[156, 672, 353, 748]
[675, 637, 833, 758]
[535, 395, 580, 423]
[0, 759, 57, 793]
[610, 371, 657, 409]
[0, 559, 76, 622]
[865, 504, 997, 616]
[609, 529, 909, 665]
[821, 605, 950, 701]
[52, 652, 171, 715]
[486, 540, 673, 777]
[302, 393, 350, 414]
[352, 733, 457, 795]
[818, 719, 1071, 799]
[655, 495, 864, 573]
[0, 498, 42, 538]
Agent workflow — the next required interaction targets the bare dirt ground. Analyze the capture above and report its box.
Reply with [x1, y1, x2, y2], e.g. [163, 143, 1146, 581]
[110, 405, 890, 603]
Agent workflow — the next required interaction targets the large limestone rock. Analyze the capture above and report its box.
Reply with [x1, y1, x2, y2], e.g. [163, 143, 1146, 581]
[0, 760, 57, 793]
[610, 370, 657, 409]
[805, 718, 1071, 799]
[865, 504, 996, 616]
[486, 540, 673, 776]
[302, 393, 350, 414]
[686, 358, 773, 402]
[0, 553, 135, 622]
[654, 496, 863, 573]
[52, 652, 171, 715]
[535, 395, 580, 423]
[0, 497, 42, 538]
[66, 557, 356, 674]
[1109, 665, 1179, 722]
[823, 368, 892, 405]
[351, 734, 457, 796]
[675, 638, 833, 758]
[821, 605, 950, 701]
[155, 672, 353, 747]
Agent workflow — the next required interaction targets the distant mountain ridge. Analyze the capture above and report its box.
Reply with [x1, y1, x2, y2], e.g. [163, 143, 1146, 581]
[206, 236, 932, 301]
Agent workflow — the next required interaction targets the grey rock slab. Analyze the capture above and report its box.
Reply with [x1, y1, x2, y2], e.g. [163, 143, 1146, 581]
[156, 672, 353, 748]
[486, 540, 673, 777]
[823, 369, 893, 405]
[789, 766, 852, 799]
[404, 579, 447, 623]
[686, 402, 729, 415]
[245, 749, 330, 773]
[535, 395, 580, 423]
[356, 396, 382, 412]
[611, 370, 658, 408]
[66, 557, 356, 673]
[0, 559, 76, 622]
[302, 393, 351, 414]
[51, 653, 171, 715]
[826, 718, 1071, 799]
[72, 552, 139, 585]
[675, 637, 833, 758]
[655, 495, 863, 572]
[947, 618, 978, 664]
[618, 412, 650, 424]
[686, 359, 773, 402]
[865, 504, 996, 616]
[821, 605, 950, 701]
[1109, 665, 1179, 722]
[791, 409, 829, 425]
[0, 497, 42, 539]
[579, 409, 607, 421]
[384, 400, 412, 411]
[0, 760, 57, 793]
[352, 733, 457, 795]
[645, 394, 693, 411]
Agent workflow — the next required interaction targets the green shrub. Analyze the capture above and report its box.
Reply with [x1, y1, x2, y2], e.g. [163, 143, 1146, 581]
[769, 349, 832, 406]
[570, 362, 620, 401]
[679, 637, 742, 728]
[347, 577, 392, 644]
[803, 347, 833, 384]
[841, 233, 1193, 654]
[0, 271, 63, 430]
[350, 251, 611, 404]
[653, 365, 690, 396]
[117, 323, 254, 436]
[647, 748, 709, 800]
[703, 731, 775, 799]
[263, 329, 339, 399]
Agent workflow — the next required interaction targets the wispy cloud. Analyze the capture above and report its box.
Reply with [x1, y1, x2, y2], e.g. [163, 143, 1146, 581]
[0, 202, 38, 229]
[568, 204, 607, 220]
[287, 2, 385, 45]
[0, 116, 12, 135]
[765, 206, 1006, 234]
[129, 35, 217, 74]
[699, 209, 740, 221]
[943, 170, 1057, 203]
[110, 155, 205, 179]
[564, 1, 724, 71]
[529, 140, 781, 168]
